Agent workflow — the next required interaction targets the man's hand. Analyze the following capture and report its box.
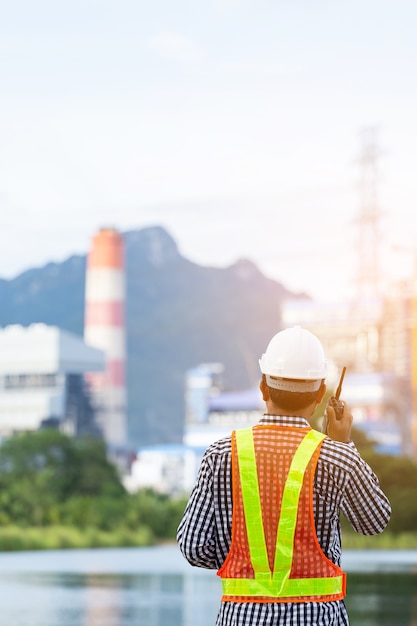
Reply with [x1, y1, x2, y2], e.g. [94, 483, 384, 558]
[325, 400, 353, 443]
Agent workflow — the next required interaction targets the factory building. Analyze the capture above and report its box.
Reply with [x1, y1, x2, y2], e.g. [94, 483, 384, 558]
[126, 369, 264, 495]
[184, 384, 263, 449]
[185, 362, 224, 425]
[84, 227, 127, 448]
[0, 324, 105, 438]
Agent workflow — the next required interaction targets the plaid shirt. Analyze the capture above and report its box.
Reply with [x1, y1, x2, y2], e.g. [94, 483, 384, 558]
[177, 415, 391, 626]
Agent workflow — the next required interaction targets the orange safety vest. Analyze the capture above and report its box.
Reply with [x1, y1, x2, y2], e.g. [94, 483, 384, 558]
[218, 425, 346, 603]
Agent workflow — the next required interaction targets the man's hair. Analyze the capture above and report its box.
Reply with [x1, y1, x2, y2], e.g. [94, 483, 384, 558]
[262, 375, 321, 411]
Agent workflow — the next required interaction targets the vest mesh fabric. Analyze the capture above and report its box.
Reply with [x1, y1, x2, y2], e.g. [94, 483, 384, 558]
[218, 425, 346, 603]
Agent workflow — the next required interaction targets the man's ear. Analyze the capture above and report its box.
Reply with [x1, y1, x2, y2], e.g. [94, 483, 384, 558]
[317, 381, 326, 404]
[260, 377, 270, 402]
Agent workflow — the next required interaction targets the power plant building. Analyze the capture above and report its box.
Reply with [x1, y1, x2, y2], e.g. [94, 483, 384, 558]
[0, 324, 105, 437]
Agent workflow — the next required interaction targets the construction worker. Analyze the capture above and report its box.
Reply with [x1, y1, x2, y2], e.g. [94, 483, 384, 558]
[177, 326, 391, 625]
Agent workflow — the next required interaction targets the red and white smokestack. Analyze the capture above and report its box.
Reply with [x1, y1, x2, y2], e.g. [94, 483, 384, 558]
[84, 227, 127, 447]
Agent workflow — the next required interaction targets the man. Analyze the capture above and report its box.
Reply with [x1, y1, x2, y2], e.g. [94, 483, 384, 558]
[177, 326, 391, 625]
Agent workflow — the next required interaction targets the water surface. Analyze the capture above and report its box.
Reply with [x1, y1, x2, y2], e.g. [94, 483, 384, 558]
[0, 546, 415, 625]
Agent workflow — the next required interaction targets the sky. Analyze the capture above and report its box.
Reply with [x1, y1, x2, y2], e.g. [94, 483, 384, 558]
[1, 0, 417, 301]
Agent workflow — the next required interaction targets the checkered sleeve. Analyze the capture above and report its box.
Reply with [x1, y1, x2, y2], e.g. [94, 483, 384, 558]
[319, 439, 391, 535]
[177, 440, 231, 570]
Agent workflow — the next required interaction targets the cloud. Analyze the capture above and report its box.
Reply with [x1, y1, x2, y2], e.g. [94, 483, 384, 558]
[146, 32, 204, 65]
[222, 60, 303, 77]
[211, 0, 246, 11]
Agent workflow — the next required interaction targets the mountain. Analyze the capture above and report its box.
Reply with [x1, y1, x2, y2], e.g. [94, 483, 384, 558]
[0, 226, 306, 447]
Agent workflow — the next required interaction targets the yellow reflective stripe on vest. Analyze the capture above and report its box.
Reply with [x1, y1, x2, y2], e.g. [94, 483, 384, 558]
[235, 427, 270, 575]
[274, 429, 326, 576]
[222, 428, 343, 599]
[222, 573, 345, 598]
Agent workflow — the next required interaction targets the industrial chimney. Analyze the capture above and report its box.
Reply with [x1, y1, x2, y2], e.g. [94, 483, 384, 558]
[84, 227, 127, 447]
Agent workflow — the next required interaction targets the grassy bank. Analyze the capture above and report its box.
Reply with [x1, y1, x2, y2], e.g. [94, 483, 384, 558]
[343, 531, 417, 550]
[0, 525, 154, 552]
[0, 526, 416, 552]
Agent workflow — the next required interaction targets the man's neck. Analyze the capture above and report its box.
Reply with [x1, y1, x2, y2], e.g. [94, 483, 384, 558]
[266, 402, 314, 420]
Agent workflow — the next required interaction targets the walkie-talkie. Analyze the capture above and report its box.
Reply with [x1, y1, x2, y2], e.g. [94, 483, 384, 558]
[322, 366, 346, 433]
[329, 366, 346, 420]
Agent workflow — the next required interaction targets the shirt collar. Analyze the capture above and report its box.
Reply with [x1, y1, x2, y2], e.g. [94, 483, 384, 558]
[259, 414, 311, 429]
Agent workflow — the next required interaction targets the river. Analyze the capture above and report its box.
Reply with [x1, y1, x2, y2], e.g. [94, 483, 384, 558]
[0, 546, 416, 625]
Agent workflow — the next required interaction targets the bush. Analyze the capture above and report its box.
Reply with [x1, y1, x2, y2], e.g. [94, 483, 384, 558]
[58, 495, 129, 530]
[126, 489, 187, 539]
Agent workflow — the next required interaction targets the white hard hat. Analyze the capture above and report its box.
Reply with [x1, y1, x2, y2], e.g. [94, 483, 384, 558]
[259, 325, 327, 392]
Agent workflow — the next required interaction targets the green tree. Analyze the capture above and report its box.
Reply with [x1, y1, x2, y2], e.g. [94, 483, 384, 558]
[360, 451, 417, 533]
[0, 429, 125, 527]
[126, 488, 187, 539]
[73, 436, 125, 498]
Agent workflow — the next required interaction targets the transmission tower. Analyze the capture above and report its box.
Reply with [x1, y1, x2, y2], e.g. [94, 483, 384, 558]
[355, 127, 384, 301]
